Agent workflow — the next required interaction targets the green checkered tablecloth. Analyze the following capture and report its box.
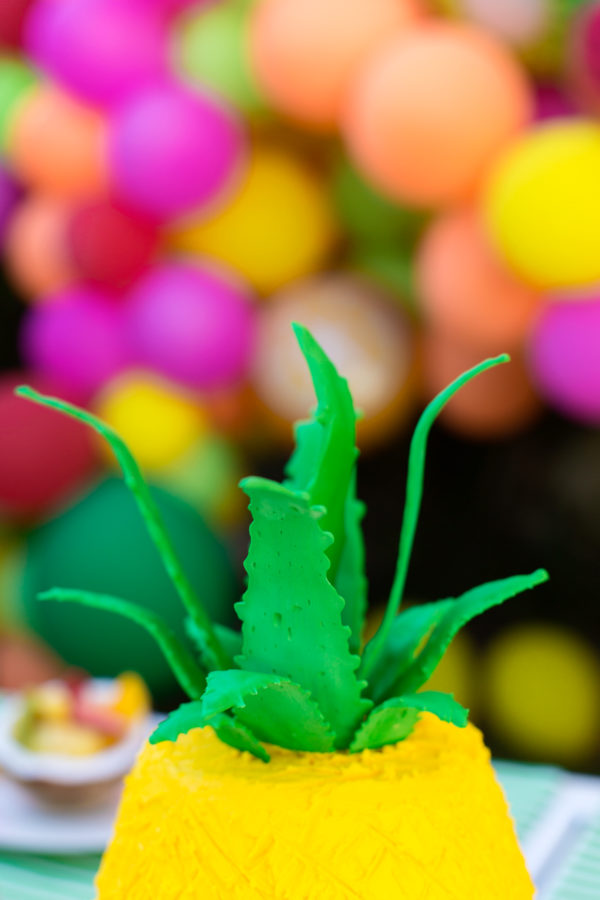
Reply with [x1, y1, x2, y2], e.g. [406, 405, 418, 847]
[1, 762, 599, 899]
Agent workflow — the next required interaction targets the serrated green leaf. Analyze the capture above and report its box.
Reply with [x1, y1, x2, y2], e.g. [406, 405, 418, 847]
[334, 470, 368, 655]
[350, 703, 419, 752]
[284, 323, 358, 579]
[394, 691, 468, 727]
[365, 600, 454, 704]
[185, 618, 241, 671]
[236, 478, 371, 748]
[39, 589, 206, 700]
[203, 669, 336, 752]
[150, 700, 269, 762]
[396, 569, 549, 695]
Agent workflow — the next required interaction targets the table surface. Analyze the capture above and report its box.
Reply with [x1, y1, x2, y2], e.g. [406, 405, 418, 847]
[1, 761, 600, 900]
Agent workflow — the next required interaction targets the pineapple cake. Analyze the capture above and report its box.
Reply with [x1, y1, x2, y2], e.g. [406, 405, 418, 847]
[17, 325, 546, 899]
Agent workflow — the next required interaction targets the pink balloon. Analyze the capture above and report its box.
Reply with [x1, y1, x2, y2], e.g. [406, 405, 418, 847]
[21, 287, 127, 400]
[25, 0, 166, 106]
[110, 82, 244, 219]
[124, 262, 255, 390]
[528, 294, 600, 424]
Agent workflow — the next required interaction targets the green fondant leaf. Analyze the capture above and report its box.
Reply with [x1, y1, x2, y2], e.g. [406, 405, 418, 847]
[203, 669, 336, 752]
[395, 569, 549, 695]
[334, 471, 368, 655]
[17, 386, 229, 671]
[350, 702, 419, 752]
[39, 589, 206, 700]
[365, 600, 454, 704]
[150, 700, 269, 762]
[394, 691, 469, 727]
[185, 618, 241, 671]
[236, 477, 371, 748]
[361, 355, 511, 680]
[285, 323, 358, 579]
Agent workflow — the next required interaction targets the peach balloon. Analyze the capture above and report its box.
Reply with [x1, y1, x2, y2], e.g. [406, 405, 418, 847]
[344, 23, 532, 206]
[6, 85, 108, 198]
[417, 208, 541, 352]
[250, 0, 421, 130]
[422, 332, 542, 439]
[4, 195, 76, 299]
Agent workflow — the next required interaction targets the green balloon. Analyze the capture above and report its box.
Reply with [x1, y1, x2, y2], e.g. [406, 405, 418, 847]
[0, 56, 37, 154]
[175, 0, 266, 116]
[21, 478, 239, 703]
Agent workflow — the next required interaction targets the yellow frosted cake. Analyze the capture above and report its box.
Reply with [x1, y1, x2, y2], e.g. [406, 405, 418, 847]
[19, 325, 545, 898]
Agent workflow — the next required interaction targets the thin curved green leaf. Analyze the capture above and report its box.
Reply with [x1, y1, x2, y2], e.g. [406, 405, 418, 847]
[334, 471, 368, 655]
[350, 703, 419, 752]
[150, 700, 269, 762]
[396, 569, 549, 695]
[39, 588, 206, 700]
[17, 386, 228, 670]
[361, 354, 511, 680]
[185, 618, 241, 671]
[284, 323, 358, 579]
[236, 477, 371, 748]
[365, 600, 454, 704]
[203, 669, 336, 752]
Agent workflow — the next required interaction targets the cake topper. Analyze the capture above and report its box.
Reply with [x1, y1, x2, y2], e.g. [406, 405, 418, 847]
[17, 324, 547, 761]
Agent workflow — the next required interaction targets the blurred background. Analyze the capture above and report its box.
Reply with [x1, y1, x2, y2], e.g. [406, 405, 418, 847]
[0, 0, 599, 777]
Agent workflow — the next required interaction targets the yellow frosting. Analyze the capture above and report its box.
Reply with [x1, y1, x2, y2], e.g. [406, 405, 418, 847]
[96, 714, 534, 899]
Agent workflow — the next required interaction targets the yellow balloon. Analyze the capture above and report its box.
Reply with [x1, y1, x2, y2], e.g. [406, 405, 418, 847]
[170, 144, 337, 295]
[484, 120, 600, 289]
[94, 373, 209, 472]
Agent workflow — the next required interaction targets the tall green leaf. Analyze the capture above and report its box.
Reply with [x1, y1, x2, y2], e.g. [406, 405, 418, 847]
[202, 670, 336, 752]
[334, 471, 368, 654]
[395, 570, 549, 695]
[236, 477, 371, 747]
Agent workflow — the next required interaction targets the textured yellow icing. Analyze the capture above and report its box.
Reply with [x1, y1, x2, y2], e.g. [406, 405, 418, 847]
[96, 714, 534, 899]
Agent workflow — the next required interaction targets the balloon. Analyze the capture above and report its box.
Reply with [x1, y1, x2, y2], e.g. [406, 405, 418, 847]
[0, 163, 20, 244]
[422, 332, 541, 438]
[566, 2, 600, 115]
[5, 195, 76, 298]
[484, 120, 600, 289]
[124, 262, 255, 390]
[175, 0, 266, 115]
[250, 273, 416, 447]
[528, 294, 600, 425]
[66, 199, 160, 290]
[0, 55, 37, 151]
[22, 477, 238, 702]
[94, 372, 209, 471]
[250, 0, 421, 129]
[417, 209, 541, 352]
[171, 143, 337, 294]
[25, 0, 166, 107]
[109, 81, 244, 220]
[533, 81, 576, 122]
[0, 0, 34, 50]
[7, 84, 109, 198]
[448, 0, 548, 47]
[343, 23, 532, 206]
[21, 286, 127, 399]
[0, 373, 97, 519]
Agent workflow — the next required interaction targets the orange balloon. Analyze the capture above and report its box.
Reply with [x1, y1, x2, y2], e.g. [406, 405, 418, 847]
[250, 273, 417, 448]
[343, 23, 532, 206]
[417, 208, 541, 352]
[250, 0, 421, 129]
[6, 85, 109, 198]
[422, 331, 542, 439]
[5, 195, 76, 299]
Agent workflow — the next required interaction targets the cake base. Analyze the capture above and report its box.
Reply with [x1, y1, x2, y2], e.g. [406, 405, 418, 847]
[96, 714, 534, 899]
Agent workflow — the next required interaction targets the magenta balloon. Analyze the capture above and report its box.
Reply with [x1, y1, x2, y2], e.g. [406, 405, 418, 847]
[25, 0, 166, 106]
[124, 262, 255, 390]
[21, 287, 127, 401]
[0, 165, 20, 245]
[110, 82, 244, 219]
[528, 295, 600, 424]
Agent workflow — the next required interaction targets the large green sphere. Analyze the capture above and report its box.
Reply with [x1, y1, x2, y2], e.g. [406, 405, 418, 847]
[21, 478, 239, 703]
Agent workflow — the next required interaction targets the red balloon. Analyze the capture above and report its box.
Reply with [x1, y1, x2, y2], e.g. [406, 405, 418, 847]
[0, 373, 98, 519]
[0, 0, 34, 49]
[66, 200, 160, 290]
